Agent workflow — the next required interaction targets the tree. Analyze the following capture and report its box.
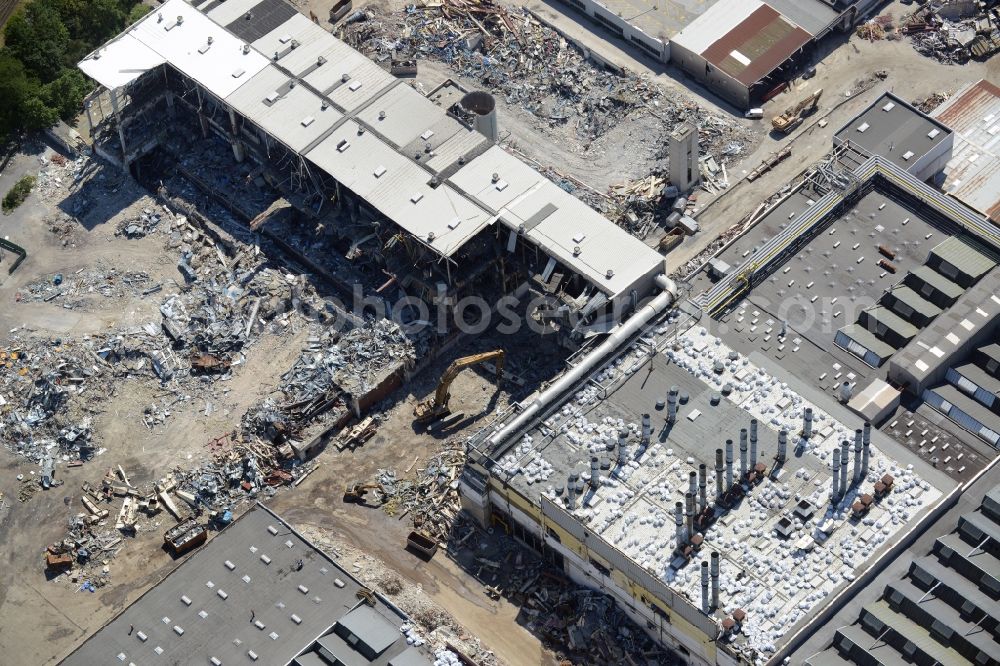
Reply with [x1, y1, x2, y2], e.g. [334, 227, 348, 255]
[3, 2, 70, 83]
[43, 69, 89, 120]
[127, 3, 152, 24]
[20, 97, 60, 132]
[0, 54, 38, 138]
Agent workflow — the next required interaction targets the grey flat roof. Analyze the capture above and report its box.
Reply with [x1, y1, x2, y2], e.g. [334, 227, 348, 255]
[908, 265, 965, 300]
[886, 285, 941, 320]
[763, 0, 839, 36]
[929, 235, 997, 279]
[863, 306, 919, 341]
[837, 323, 896, 360]
[63, 504, 365, 666]
[389, 647, 434, 666]
[336, 605, 399, 656]
[863, 601, 968, 666]
[952, 362, 1000, 395]
[318, 631, 371, 666]
[834, 93, 952, 171]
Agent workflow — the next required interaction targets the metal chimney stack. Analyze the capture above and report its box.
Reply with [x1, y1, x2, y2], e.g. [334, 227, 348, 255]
[566, 474, 577, 509]
[590, 456, 600, 489]
[831, 451, 841, 502]
[618, 430, 628, 467]
[862, 422, 871, 479]
[803, 407, 814, 438]
[688, 471, 698, 500]
[641, 413, 651, 446]
[777, 429, 788, 464]
[710, 551, 720, 610]
[839, 441, 849, 498]
[667, 386, 679, 424]
[715, 448, 725, 502]
[840, 381, 853, 403]
[725, 439, 734, 490]
[749, 419, 758, 468]
[701, 561, 710, 614]
[698, 464, 708, 513]
[739, 428, 748, 479]
[685, 491, 695, 537]
[853, 429, 863, 485]
[675, 501, 686, 546]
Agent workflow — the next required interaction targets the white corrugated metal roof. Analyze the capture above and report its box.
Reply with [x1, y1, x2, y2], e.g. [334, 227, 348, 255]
[79, 33, 165, 89]
[251, 12, 319, 56]
[206, 0, 263, 25]
[451, 146, 665, 296]
[225, 66, 343, 153]
[357, 84, 450, 149]
[131, 0, 270, 98]
[305, 122, 494, 257]
[673, 0, 762, 54]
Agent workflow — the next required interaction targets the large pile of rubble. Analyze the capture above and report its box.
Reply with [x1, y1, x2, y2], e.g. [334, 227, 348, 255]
[902, 3, 1000, 63]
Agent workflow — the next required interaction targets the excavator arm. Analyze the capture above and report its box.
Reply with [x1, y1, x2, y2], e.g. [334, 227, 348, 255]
[415, 350, 505, 423]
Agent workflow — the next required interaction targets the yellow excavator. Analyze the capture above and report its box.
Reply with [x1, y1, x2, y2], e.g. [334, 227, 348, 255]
[772, 89, 823, 134]
[414, 350, 505, 423]
[343, 483, 385, 506]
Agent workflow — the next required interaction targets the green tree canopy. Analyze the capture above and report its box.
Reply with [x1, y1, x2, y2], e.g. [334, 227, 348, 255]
[3, 2, 70, 83]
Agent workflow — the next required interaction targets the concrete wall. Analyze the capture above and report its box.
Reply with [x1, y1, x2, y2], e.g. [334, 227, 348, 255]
[669, 41, 750, 109]
[910, 132, 955, 184]
[551, 0, 670, 63]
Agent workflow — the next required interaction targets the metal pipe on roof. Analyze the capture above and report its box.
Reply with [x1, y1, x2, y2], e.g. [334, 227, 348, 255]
[749, 419, 758, 468]
[590, 456, 600, 489]
[701, 561, 710, 614]
[688, 471, 698, 501]
[803, 408, 814, 438]
[862, 422, 871, 479]
[739, 428, 748, 479]
[685, 491, 695, 537]
[839, 441, 849, 499]
[641, 414, 651, 447]
[617, 430, 628, 467]
[566, 474, 577, 509]
[853, 429, 863, 485]
[725, 439, 734, 490]
[698, 463, 707, 514]
[675, 501, 686, 547]
[777, 429, 788, 464]
[667, 386, 679, 424]
[485, 275, 678, 448]
[831, 449, 841, 503]
[710, 551, 720, 610]
[715, 448, 725, 503]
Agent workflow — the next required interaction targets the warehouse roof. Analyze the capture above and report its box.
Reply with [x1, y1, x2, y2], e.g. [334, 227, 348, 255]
[885, 285, 942, 320]
[450, 146, 665, 296]
[908, 265, 964, 301]
[674, 0, 811, 87]
[834, 93, 952, 171]
[62, 504, 384, 666]
[928, 235, 997, 280]
[837, 323, 897, 360]
[762, 0, 838, 37]
[931, 79, 1000, 223]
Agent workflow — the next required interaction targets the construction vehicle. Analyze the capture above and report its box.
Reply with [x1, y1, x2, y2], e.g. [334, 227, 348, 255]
[343, 483, 385, 506]
[414, 350, 505, 423]
[771, 89, 823, 134]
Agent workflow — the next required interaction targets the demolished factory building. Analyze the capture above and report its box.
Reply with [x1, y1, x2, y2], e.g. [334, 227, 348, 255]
[78, 0, 669, 344]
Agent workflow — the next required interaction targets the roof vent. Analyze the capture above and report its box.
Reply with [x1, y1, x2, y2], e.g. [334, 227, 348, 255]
[207, 36, 214, 45]
[341, 73, 351, 83]
[348, 81, 362, 91]
[458, 156, 466, 165]
[242, 44, 250, 54]
[176, 15, 183, 25]
[288, 80, 296, 88]
[336, 139, 350, 152]
[157, 12, 163, 22]
[290, 40, 299, 49]
[321, 100, 329, 110]
[301, 116, 314, 127]
[274, 51, 279, 61]
[424, 142, 432, 153]
[491, 172, 499, 183]
[378, 110, 386, 120]
[427, 231, 436, 240]
[317, 56, 326, 66]
[245, 11, 254, 20]
[373, 165, 386, 178]
[573, 246, 582, 256]
[606, 269, 615, 279]
[357, 126, 365, 135]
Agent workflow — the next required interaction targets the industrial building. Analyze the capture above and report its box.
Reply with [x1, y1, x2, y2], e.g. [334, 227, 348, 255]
[931, 78, 1000, 225]
[62, 504, 435, 666]
[460, 91, 1000, 666]
[78, 0, 669, 344]
[553, 0, 881, 107]
[803, 479, 1000, 666]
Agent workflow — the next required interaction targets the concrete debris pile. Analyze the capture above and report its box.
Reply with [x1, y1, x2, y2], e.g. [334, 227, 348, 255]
[377, 443, 464, 542]
[902, 4, 1000, 63]
[342, 0, 755, 156]
[912, 91, 950, 114]
[856, 14, 897, 41]
[115, 207, 164, 238]
[243, 320, 416, 441]
[34, 153, 90, 202]
[1, 335, 105, 464]
[19, 266, 154, 308]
